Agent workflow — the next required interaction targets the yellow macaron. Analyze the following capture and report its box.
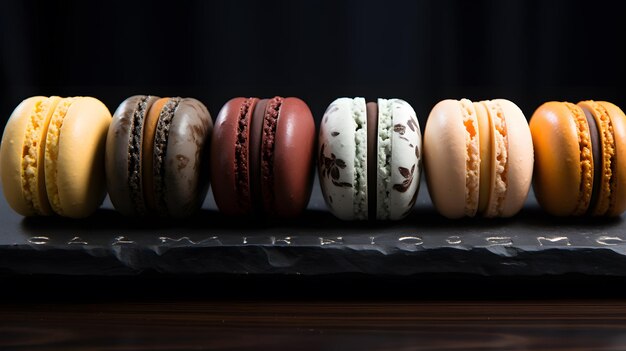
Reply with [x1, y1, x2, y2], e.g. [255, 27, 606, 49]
[0, 96, 112, 218]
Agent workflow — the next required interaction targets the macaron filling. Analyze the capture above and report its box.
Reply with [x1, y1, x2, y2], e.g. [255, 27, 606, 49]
[127, 96, 152, 214]
[566, 102, 594, 215]
[45, 97, 77, 215]
[353, 98, 367, 220]
[261, 97, 283, 214]
[153, 97, 182, 214]
[460, 99, 480, 216]
[376, 99, 393, 220]
[234, 98, 255, 211]
[22, 97, 57, 214]
[366, 102, 378, 219]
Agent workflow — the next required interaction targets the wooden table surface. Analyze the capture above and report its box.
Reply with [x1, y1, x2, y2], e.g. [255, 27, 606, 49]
[2, 274, 626, 350]
[3, 300, 626, 350]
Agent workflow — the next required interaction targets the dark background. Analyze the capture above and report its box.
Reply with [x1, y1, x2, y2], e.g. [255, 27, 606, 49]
[1, 0, 626, 302]
[1, 0, 625, 133]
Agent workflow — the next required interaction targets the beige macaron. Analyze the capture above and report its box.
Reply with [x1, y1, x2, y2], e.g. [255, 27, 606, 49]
[424, 98, 533, 218]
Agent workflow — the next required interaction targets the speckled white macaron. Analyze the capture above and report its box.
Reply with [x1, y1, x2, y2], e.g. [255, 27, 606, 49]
[318, 97, 422, 220]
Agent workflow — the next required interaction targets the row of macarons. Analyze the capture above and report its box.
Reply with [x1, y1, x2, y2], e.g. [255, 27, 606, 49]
[0, 95, 624, 220]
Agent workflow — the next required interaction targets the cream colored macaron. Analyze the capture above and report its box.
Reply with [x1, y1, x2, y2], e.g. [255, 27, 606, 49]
[424, 98, 533, 218]
[0, 96, 111, 218]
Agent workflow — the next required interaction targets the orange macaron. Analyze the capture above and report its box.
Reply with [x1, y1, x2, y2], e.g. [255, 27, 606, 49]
[530, 100, 626, 216]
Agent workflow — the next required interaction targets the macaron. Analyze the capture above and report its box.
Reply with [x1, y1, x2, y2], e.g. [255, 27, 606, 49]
[318, 97, 422, 220]
[0, 96, 112, 218]
[530, 100, 626, 216]
[106, 95, 213, 218]
[424, 99, 533, 219]
[211, 96, 315, 217]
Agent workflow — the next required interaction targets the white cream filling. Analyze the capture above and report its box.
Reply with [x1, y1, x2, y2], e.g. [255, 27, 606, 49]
[353, 97, 368, 219]
[376, 98, 392, 219]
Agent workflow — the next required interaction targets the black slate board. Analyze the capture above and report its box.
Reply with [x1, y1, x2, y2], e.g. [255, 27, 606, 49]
[1, 177, 626, 276]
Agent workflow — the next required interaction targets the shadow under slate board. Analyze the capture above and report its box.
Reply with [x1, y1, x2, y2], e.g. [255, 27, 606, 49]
[0, 177, 625, 276]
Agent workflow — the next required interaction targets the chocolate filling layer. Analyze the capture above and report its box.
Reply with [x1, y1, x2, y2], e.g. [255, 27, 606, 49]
[250, 99, 268, 214]
[128, 96, 151, 215]
[580, 105, 602, 214]
[153, 97, 182, 215]
[235, 98, 255, 211]
[261, 97, 283, 214]
[366, 102, 378, 220]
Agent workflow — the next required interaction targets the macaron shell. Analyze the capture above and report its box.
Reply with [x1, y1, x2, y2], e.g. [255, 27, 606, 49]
[388, 98, 421, 220]
[492, 99, 533, 217]
[161, 98, 212, 218]
[269, 97, 315, 217]
[424, 99, 468, 219]
[598, 101, 626, 216]
[0, 97, 45, 216]
[318, 97, 362, 220]
[53, 97, 112, 218]
[481, 100, 507, 217]
[211, 97, 256, 215]
[106, 95, 160, 216]
[530, 102, 583, 216]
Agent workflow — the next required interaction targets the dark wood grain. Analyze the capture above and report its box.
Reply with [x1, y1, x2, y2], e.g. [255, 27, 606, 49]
[2, 300, 626, 350]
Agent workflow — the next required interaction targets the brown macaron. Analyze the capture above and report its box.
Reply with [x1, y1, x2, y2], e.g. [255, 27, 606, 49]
[106, 95, 213, 218]
[210, 97, 315, 217]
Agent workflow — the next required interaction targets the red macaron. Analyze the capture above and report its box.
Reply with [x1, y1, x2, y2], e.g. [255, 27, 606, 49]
[210, 96, 315, 217]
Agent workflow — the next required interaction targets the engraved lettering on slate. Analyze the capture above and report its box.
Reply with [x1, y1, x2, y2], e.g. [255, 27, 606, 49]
[596, 236, 626, 246]
[28, 236, 50, 245]
[159, 236, 198, 245]
[446, 236, 462, 245]
[398, 236, 424, 246]
[112, 236, 135, 245]
[320, 236, 343, 245]
[273, 236, 292, 245]
[67, 236, 88, 245]
[485, 236, 513, 246]
[537, 236, 571, 246]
